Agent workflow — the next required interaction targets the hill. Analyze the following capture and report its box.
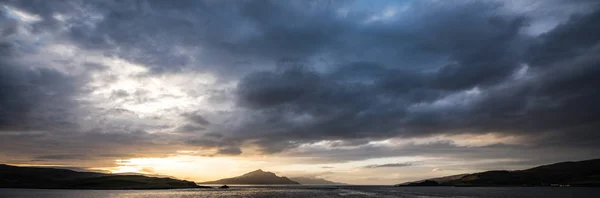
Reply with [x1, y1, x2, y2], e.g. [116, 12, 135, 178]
[396, 174, 467, 186]
[396, 159, 600, 187]
[200, 169, 299, 185]
[290, 177, 347, 185]
[0, 164, 204, 189]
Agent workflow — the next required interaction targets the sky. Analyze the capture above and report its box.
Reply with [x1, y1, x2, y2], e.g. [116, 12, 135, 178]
[0, 0, 599, 185]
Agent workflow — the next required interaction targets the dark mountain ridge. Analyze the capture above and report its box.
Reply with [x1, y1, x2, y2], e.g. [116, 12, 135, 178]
[396, 159, 600, 187]
[0, 164, 203, 189]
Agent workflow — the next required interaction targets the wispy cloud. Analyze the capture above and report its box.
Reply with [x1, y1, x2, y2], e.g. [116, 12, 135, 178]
[364, 162, 414, 169]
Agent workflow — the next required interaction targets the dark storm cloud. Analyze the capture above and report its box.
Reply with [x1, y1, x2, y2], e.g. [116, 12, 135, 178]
[185, 133, 243, 155]
[6, 0, 527, 78]
[181, 112, 211, 126]
[233, 63, 416, 153]
[364, 162, 413, 169]
[231, 3, 600, 153]
[346, 2, 529, 90]
[447, 9, 600, 147]
[176, 124, 206, 133]
[0, 50, 79, 132]
[237, 63, 322, 108]
[528, 10, 600, 67]
[3, 0, 351, 76]
[0, 5, 79, 131]
[2, 0, 600, 164]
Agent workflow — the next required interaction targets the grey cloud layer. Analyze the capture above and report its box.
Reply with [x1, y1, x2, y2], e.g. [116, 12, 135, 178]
[0, 10, 80, 132]
[1, 0, 599, 167]
[228, 1, 600, 154]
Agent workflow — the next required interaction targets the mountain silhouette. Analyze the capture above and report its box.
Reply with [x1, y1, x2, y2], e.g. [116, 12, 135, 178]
[290, 177, 347, 185]
[396, 158, 600, 187]
[200, 169, 299, 185]
[0, 164, 203, 189]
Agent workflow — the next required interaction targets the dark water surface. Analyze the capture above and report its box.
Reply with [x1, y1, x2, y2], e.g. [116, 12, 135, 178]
[1, 186, 599, 198]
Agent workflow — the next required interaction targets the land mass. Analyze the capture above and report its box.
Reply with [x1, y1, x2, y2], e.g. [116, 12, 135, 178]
[200, 169, 299, 185]
[396, 158, 600, 187]
[0, 164, 206, 189]
[290, 177, 347, 185]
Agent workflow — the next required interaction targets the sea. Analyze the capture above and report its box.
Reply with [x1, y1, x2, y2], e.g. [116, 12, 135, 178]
[1, 186, 600, 198]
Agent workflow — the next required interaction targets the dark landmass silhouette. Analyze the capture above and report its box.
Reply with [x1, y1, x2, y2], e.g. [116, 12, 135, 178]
[0, 164, 207, 189]
[396, 158, 600, 187]
[200, 169, 299, 185]
[290, 177, 347, 185]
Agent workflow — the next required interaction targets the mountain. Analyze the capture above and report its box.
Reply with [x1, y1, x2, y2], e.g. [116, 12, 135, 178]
[290, 177, 347, 185]
[396, 174, 468, 186]
[0, 164, 205, 189]
[200, 169, 299, 185]
[396, 159, 600, 187]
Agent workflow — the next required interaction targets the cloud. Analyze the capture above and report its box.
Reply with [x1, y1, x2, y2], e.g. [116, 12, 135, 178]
[364, 162, 414, 169]
[34, 155, 89, 160]
[185, 133, 243, 156]
[0, 36, 80, 132]
[175, 124, 206, 133]
[221, 1, 540, 153]
[0, 0, 599, 173]
[229, 5, 600, 155]
[216, 147, 243, 155]
[181, 112, 211, 126]
[237, 63, 322, 109]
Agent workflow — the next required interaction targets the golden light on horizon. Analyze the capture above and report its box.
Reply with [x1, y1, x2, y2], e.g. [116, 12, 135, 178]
[110, 166, 145, 174]
[101, 155, 271, 181]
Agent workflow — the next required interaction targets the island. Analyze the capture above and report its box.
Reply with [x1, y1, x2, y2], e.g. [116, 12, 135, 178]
[0, 164, 209, 189]
[199, 169, 300, 185]
[396, 158, 600, 187]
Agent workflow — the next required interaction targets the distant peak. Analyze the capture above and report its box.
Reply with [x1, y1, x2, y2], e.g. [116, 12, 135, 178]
[200, 168, 300, 184]
[247, 169, 265, 174]
[242, 169, 277, 177]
